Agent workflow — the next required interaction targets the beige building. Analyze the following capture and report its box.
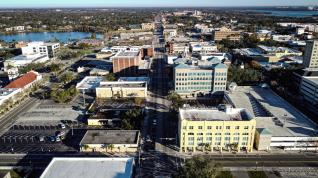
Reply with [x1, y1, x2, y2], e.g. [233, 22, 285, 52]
[254, 128, 272, 151]
[303, 40, 318, 68]
[141, 23, 155, 30]
[178, 106, 256, 153]
[96, 81, 147, 98]
[212, 27, 241, 41]
[80, 130, 140, 153]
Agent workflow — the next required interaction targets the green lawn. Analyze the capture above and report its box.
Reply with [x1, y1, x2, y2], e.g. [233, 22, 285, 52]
[248, 171, 268, 178]
[217, 171, 233, 178]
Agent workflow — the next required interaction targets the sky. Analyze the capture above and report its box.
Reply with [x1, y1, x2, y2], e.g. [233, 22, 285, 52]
[0, 0, 317, 8]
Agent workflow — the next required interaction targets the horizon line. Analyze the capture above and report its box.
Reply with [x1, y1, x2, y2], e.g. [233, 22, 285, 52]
[0, 5, 313, 9]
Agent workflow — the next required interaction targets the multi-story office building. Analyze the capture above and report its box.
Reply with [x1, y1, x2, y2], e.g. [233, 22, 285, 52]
[21, 42, 60, 58]
[173, 59, 228, 97]
[111, 51, 141, 77]
[300, 76, 318, 106]
[212, 27, 241, 41]
[303, 40, 318, 68]
[178, 106, 256, 153]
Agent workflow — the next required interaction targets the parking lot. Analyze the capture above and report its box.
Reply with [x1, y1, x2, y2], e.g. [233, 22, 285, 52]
[16, 100, 84, 124]
[0, 123, 87, 154]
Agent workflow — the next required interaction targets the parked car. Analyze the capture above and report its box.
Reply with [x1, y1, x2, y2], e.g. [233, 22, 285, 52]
[39, 136, 45, 142]
[55, 136, 61, 142]
[55, 131, 66, 137]
[58, 123, 66, 129]
[50, 136, 55, 142]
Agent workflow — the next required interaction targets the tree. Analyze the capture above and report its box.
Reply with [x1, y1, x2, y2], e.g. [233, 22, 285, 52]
[174, 156, 221, 178]
[134, 97, 144, 106]
[107, 144, 115, 152]
[49, 63, 62, 73]
[121, 109, 143, 130]
[104, 73, 116, 81]
[81, 144, 89, 151]
[167, 91, 184, 111]
[59, 72, 75, 84]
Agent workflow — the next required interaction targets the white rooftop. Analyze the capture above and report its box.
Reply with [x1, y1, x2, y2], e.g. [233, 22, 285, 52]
[40, 157, 134, 178]
[179, 107, 254, 121]
[226, 86, 318, 137]
[76, 76, 103, 90]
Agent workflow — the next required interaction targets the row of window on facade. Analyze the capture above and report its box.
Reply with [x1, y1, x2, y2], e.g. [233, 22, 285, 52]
[176, 72, 227, 77]
[183, 126, 251, 130]
[185, 137, 249, 146]
[185, 132, 250, 136]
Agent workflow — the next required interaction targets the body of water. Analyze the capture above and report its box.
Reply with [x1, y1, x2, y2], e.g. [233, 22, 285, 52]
[0, 32, 104, 43]
[248, 10, 318, 17]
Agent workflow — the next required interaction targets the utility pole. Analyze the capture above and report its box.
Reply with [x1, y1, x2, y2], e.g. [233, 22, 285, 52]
[82, 90, 85, 106]
[71, 124, 74, 136]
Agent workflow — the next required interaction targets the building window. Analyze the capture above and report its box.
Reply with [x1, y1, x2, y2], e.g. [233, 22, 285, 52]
[224, 133, 230, 135]
[235, 126, 240, 130]
[242, 137, 249, 141]
[224, 137, 231, 141]
[226, 126, 230, 129]
[197, 137, 203, 143]
[189, 126, 193, 130]
[233, 137, 240, 141]
[197, 133, 203, 136]
[215, 133, 221, 136]
[188, 133, 194, 135]
[198, 126, 203, 129]
[183, 126, 187, 129]
[244, 126, 249, 130]
[242, 133, 249, 135]
[215, 137, 222, 141]
[206, 133, 212, 136]
[206, 137, 212, 142]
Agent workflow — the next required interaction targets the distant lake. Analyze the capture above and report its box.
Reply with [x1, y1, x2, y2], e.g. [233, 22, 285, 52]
[0, 32, 104, 43]
[247, 10, 318, 17]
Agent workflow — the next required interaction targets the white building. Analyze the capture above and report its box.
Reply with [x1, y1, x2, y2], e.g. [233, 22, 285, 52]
[296, 28, 306, 35]
[200, 53, 229, 61]
[0, 88, 21, 106]
[272, 35, 292, 42]
[164, 29, 178, 38]
[189, 42, 218, 54]
[226, 86, 318, 151]
[22, 42, 60, 58]
[4, 53, 49, 69]
[40, 157, 134, 178]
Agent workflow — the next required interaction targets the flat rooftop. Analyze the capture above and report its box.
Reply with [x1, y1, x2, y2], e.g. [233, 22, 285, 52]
[226, 86, 318, 137]
[99, 81, 146, 88]
[76, 76, 103, 90]
[80, 130, 139, 145]
[118, 77, 149, 83]
[40, 157, 134, 178]
[115, 51, 139, 57]
[304, 76, 318, 86]
[179, 108, 254, 121]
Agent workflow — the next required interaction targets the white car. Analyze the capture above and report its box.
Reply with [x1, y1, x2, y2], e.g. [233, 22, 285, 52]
[59, 123, 66, 129]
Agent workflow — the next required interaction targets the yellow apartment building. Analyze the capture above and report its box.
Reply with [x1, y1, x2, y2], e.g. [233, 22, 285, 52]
[178, 106, 256, 153]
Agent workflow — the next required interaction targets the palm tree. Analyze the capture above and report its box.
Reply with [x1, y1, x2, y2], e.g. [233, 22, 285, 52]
[107, 144, 115, 152]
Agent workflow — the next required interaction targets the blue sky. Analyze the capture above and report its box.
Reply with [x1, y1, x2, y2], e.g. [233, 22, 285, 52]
[0, 0, 317, 8]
